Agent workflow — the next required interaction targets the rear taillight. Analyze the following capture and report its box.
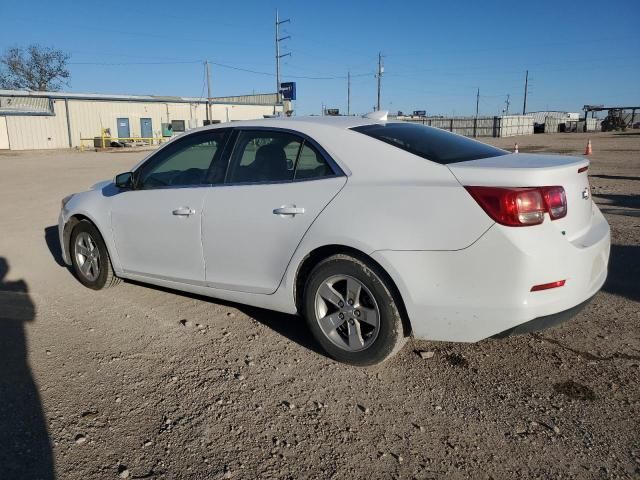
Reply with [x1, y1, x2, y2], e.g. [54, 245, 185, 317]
[465, 186, 567, 227]
[541, 186, 567, 220]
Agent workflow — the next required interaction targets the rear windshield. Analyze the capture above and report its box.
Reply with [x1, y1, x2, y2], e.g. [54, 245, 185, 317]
[352, 122, 508, 164]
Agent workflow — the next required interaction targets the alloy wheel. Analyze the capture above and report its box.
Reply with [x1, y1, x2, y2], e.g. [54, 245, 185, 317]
[75, 231, 100, 282]
[314, 275, 380, 352]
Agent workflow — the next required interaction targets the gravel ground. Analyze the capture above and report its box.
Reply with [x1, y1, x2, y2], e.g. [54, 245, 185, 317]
[0, 131, 638, 479]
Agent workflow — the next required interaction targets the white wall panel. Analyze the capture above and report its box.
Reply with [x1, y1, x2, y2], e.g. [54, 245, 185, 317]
[0, 116, 9, 149]
[5, 100, 69, 150]
[2, 98, 277, 150]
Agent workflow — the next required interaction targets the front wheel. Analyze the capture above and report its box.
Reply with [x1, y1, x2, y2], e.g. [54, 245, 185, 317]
[70, 220, 120, 290]
[303, 254, 406, 366]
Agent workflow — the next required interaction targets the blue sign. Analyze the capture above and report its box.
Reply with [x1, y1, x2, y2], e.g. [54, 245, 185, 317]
[280, 82, 296, 101]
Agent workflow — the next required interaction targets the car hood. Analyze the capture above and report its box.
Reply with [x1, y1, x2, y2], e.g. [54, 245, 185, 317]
[90, 179, 112, 191]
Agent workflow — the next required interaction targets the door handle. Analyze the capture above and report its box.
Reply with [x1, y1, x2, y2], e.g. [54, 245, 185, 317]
[273, 206, 305, 216]
[172, 207, 196, 216]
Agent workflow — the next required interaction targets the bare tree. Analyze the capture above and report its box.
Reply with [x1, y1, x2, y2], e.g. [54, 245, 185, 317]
[0, 45, 70, 91]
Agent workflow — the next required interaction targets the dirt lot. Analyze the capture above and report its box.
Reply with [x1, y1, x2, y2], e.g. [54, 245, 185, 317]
[0, 131, 638, 479]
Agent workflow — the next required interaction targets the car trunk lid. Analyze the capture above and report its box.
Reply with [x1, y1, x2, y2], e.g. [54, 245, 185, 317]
[448, 153, 592, 240]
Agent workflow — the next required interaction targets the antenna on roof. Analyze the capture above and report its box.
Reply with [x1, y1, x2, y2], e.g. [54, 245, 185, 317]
[363, 110, 388, 121]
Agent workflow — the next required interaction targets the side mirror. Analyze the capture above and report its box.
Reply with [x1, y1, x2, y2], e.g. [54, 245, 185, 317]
[114, 172, 134, 189]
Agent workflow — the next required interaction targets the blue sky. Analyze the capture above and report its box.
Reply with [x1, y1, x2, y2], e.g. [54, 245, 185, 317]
[2, 0, 638, 115]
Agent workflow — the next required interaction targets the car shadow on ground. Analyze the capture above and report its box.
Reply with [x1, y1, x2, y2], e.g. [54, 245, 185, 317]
[43, 225, 325, 357]
[0, 257, 55, 479]
[603, 244, 640, 303]
[593, 193, 640, 209]
[44, 226, 66, 267]
[123, 279, 328, 358]
[591, 174, 639, 182]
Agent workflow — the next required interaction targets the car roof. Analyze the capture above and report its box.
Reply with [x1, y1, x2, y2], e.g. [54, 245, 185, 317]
[193, 115, 384, 133]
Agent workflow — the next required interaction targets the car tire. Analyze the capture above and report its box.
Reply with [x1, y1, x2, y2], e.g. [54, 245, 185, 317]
[303, 254, 406, 366]
[70, 220, 120, 290]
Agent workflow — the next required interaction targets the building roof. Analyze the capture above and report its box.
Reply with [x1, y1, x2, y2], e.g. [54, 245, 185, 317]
[0, 89, 278, 106]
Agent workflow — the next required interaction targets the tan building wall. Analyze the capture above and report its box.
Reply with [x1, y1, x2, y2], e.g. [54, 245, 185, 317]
[4, 100, 69, 149]
[0, 93, 279, 150]
[63, 100, 276, 148]
[0, 116, 9, 149]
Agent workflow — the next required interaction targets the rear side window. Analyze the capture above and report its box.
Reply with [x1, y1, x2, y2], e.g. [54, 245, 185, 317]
[352, 122, 508, 164]
[226, 131, 299, 183]
[226, 130, 335, 184]
[294, 143, 331, 180]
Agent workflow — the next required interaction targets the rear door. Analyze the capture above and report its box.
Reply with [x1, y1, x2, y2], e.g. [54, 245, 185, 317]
[202, 128, 346, 294]
[110, 129, 230, 282]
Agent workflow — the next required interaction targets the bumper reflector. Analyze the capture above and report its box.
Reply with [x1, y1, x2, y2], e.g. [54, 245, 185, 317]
[531, 280, 566, 292]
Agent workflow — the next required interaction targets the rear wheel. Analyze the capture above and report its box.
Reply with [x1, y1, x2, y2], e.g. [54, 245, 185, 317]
[303, 254, 406, 366]
[70, 220, 120, 290]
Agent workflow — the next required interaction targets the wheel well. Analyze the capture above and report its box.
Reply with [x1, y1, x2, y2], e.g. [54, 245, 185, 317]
[294, 245, 412, 336]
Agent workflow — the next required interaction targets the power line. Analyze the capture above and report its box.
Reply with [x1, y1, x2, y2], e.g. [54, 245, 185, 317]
[69, 58, 372, 80]
[69, 60, 202, 65]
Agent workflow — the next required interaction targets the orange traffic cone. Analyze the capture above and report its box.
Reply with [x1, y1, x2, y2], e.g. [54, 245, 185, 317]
[584, 139, 592, 155]
[514, 143, 519, 153]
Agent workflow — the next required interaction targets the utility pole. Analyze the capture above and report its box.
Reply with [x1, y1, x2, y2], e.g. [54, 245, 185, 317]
[205, 60, 212, 123]
[275, 9, 291, 107]
[522, 70, 528, 115]
[375, 52, 384, 111]
[347, 71, 351, 116]
[474, 88, 480, 138]
[504, 94, 511, 115]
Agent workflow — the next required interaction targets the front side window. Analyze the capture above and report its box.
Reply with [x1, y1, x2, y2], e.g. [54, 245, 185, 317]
[352, 122, 508, 164]
[137, 130, 229, 188]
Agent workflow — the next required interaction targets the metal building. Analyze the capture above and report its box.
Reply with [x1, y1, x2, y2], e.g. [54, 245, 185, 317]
[0, 89, 281, 150]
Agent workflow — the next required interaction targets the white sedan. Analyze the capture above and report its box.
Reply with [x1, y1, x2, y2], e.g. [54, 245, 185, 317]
[59, 115, 610, 365]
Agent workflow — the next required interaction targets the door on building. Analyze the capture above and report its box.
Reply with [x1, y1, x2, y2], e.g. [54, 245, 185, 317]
[117, 118, 130, 139]
[140, 118, 153, 140]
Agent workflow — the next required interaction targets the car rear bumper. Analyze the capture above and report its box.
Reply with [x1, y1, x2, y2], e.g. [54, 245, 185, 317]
[371, 202, 610, 342]
[492, 294, 594, 337]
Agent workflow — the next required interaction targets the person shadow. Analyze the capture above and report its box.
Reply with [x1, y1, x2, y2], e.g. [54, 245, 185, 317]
[0, 257, 55, 479]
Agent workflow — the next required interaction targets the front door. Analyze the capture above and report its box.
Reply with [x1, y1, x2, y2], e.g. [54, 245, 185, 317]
[140, 118, 153, 140]
[117, 118, 130, 140]
[202, 129, 346, 294]
[110, 129, 231, 283]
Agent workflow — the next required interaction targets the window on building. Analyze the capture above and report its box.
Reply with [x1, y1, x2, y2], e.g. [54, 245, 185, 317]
[171, 120, 186, 132]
